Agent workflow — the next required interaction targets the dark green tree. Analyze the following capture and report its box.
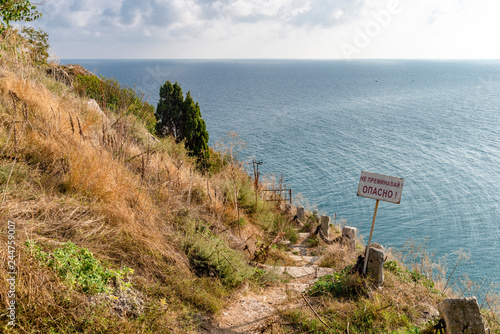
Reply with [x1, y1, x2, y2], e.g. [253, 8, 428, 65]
[156, 81, 185, 138]
[0, 1, 42, 34]
[183, 92, 209, 159]
[156, 81, 209, 160]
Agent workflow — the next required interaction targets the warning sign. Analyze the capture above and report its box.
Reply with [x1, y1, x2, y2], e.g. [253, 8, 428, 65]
[357, 171, 404, 204]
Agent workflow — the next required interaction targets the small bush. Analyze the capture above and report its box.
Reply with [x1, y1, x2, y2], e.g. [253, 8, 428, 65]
[26, 241, 133, 294]
[269, 213, 293, 237]
[206, 148, 228, 174]
[286, 228, 299, 244]
[307, 237, 319, 248]
[237, 178, 257, 213]
[264, 248, 296, 267]
[319, 243, 350, 270]
[182, 227, 255, 287]
[74, 74, 156, 133]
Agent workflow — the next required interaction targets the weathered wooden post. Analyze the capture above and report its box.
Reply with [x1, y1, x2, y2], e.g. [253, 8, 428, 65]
[253, 160, 262, 211]
[342, 226, 357, 251]
[320, 215, 330, 239]
[297, 206, 305, 222]
[365, 243, 385, 287]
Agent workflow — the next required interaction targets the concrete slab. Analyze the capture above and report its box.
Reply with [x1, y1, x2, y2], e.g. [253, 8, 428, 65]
[284, 266, 316, 278]
[315, 267, 335, 278]
[302, 256, 320, 265]
[286, 283, 309, 293]
[297, 233, 311, 243]
[288, 255, 304, 263]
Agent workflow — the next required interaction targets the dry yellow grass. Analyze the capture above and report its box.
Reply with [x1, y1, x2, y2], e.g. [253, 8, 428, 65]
[0, 67, 186, 269]
[0, 31, 287, 332]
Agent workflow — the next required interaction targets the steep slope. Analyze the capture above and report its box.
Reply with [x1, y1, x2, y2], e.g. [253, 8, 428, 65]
[0, 32, 290, 333]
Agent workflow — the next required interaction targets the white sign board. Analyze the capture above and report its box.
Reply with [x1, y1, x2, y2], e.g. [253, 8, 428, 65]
[357, 171, 404, 204]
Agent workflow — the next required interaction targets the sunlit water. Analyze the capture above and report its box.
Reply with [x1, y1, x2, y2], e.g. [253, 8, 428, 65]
[65, 59, 500, 293]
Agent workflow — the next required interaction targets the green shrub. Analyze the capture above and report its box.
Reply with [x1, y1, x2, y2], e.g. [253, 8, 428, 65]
[182, 227, 254, 287]
[206, 148, 228, 174]
[26, 241, 133, 294]
[307, 237, 319, 248]
[74, 75, 156, 134]
[286, 228, 299, 244]
[237, 178, 257, 213]
[267, 213, 298, 245]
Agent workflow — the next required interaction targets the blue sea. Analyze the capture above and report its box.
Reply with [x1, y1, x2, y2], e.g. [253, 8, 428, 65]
[64, 59, 500, 294]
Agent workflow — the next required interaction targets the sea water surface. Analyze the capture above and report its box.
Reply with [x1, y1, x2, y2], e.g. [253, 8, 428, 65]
[64, 59, 500, 293]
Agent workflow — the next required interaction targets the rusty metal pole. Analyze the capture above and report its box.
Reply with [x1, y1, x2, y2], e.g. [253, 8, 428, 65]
[253, 160, 262, 211]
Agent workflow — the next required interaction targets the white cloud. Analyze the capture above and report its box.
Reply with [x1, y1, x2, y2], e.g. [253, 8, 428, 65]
[28, 0, 500, 59]
[332, 9, 344, 19]
[229, 0, 285, 17]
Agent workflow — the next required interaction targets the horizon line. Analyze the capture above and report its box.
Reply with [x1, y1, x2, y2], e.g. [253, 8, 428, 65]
[58, 58, 500, 61]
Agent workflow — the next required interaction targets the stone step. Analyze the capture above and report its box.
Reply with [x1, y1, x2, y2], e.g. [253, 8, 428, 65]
[288, 254, 321, 266]
[288, 244, 309, 256]
[260, 265, 335, 280]
[315, 267, 335, 278]
[297, 233, 311, 244]
[285, 283, 310, 293]
[285, 266, 316, 278]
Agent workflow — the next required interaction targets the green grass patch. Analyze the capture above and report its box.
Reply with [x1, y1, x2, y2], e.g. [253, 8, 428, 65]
[308, 265, 367, 299]
[384, 261, 442, 295]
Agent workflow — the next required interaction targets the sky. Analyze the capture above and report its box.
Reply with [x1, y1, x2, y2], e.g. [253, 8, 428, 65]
[26, 0, 500, 59]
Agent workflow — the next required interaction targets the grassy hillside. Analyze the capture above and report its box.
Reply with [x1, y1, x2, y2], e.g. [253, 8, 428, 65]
[0, 30, 291, 333]
[1, 30, 499, 333]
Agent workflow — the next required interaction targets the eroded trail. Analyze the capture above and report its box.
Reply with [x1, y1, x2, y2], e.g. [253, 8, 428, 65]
[204, 233, 335, 334]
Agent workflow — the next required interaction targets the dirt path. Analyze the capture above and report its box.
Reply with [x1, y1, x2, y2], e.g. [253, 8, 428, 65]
[202, 233, 335, 334]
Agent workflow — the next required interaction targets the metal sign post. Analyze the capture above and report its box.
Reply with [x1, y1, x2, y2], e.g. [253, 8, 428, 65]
[357, 171, 404, 274]
[363, 199, 379, 274]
